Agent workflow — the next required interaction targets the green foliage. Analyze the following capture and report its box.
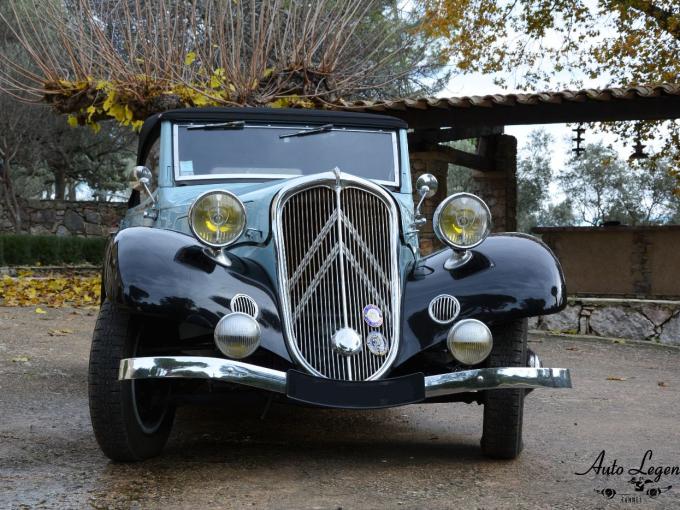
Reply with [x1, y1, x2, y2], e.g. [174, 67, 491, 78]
[446, 139, 477, 193]
[516, 129, 680, 230]
[0, 235, 106, 266]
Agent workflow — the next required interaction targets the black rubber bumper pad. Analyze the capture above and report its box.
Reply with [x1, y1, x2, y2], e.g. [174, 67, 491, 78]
[286, 370, 425, 409]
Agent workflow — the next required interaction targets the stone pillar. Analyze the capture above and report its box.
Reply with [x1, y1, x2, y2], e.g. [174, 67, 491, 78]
[410, 151, 448, 254]
[409, 134, 518, 253]
[468, 134, 517, 233]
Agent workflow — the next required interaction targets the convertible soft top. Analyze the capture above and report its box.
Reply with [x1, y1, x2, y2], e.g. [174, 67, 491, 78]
[137, 107, 408, 165]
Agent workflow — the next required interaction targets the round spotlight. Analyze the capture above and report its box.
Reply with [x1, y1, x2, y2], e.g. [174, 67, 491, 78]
[447, 319, 493, 365]
[189, 190, 246, 248]
[214, 312, 261, 359]
[434, 193, 492, 250]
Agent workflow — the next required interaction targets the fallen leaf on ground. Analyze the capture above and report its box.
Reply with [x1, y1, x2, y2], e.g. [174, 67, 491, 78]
[658, 381, 669, 387]
[566, 347, 579, 351]
[606, 376, 627, 381]
[0, 275, 101, 308]
[613, 339, 626, 344]
[48, 329, 73, 336]
[11, 356, 30, 363]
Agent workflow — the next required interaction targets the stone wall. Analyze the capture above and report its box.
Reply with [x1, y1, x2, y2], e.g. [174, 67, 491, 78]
[0, 199, 126, 237]
[534, 226, 680, 299]
[531, 297, 680, 345]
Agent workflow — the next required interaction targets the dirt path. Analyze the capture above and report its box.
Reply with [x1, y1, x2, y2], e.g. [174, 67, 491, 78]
[1, 306, 679, 509]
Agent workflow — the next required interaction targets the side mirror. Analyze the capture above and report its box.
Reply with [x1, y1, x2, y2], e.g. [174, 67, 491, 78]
[130, 165, 156, 206]
[414, 173, 438, 226]
[416, 173, 438, 199]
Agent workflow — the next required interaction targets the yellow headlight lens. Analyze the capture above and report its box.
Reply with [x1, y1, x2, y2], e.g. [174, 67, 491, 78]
[435, 193, 491, 249]
[189, 191, 245, 247]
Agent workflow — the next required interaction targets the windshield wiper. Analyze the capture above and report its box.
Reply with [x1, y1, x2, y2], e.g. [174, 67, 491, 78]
[279, 123, 334, 139]
[187, 121, 245, 130]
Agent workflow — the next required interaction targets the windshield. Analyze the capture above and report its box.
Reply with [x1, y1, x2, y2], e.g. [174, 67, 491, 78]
[173, 124, 399, 186]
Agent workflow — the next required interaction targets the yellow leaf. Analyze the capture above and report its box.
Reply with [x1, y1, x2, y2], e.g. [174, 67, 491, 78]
[103, 90, 117, 112]
[12, 356, 30, 363]
[35, 307, 47, 314]
[90, 122, 101, 134]
[67, 115, 78, 128]
[184, 52, 196, 66]
[209, 75, 222, 89]
[262, 67, 274, 79]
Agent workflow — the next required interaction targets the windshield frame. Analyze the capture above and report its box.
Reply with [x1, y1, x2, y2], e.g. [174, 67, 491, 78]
[172, 122, 401, 187]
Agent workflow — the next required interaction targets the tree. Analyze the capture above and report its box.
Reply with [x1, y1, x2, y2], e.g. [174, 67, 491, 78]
[418, 0, 680, 194]
[558, 143, 679, 225]
[0, 0, 448, 129]
[36, 115, 134, 201]
[516, 130, 555, 232]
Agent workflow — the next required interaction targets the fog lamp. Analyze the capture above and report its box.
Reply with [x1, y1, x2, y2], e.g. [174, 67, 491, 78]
[214, 312, 261, 359]
[189, 190, 246, 247]
[447, 319, 493, 365]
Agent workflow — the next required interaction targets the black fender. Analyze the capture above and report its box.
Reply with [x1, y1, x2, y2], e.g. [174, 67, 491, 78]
[395, 233, 566, 365]
[103, 227, 290, 361]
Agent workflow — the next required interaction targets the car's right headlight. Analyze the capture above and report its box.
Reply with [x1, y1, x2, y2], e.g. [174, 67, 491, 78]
[433, 192, 491, 250]
[189, 190, 246, 248]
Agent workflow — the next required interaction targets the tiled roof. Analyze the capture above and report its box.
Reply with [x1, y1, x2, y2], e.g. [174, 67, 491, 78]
[338, 84, 680, 113]
[335, 84, 680, 129]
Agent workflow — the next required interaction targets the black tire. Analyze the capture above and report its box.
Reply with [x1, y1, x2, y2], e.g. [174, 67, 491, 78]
[88, 300, 175, 461]
[481, 318, 527, 460]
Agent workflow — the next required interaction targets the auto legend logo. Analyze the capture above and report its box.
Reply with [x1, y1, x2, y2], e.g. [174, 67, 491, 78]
[576, 450, 678, 504]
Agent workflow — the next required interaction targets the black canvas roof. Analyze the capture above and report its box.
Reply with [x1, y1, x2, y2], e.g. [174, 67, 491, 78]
[136, 107, 407, 165]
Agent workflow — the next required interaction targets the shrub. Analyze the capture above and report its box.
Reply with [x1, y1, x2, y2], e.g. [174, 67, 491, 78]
[0, 235, 107, 266]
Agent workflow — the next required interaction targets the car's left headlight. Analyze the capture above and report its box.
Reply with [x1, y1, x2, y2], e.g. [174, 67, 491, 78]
[433, 193, 491, 250]
[189, 190, 246, 247]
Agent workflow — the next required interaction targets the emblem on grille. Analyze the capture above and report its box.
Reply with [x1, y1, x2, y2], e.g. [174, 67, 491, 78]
[363, 304, 383, 327]
[366, 332, 388, 356]
[331, 327, 362, 356]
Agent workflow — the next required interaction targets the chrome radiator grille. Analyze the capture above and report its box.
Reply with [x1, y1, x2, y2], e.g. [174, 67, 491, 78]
[275, 179, 400, 381]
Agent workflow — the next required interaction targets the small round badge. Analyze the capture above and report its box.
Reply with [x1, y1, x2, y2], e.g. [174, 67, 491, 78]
[366, 332, 388, 356]
[362, 304, 383, 327]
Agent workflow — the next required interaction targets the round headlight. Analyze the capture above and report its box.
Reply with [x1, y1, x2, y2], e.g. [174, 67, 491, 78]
[189, 190, 246, 247]
[433, 193, 491, 249]
[447, 319, 493, 365]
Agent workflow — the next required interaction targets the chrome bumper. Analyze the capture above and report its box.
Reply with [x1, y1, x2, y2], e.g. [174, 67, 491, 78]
[119, 356, 571, 398]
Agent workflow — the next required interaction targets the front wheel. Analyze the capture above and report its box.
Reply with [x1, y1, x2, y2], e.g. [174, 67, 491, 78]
[481, 318, 527, 459]
[88, 300, 175, 461]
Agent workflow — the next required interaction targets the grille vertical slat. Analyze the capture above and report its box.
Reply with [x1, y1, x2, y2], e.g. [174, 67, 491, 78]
[277, 182, 399, 381]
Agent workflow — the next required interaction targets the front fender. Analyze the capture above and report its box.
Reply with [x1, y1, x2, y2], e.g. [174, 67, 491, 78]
[396, 233, 566, 365]
[103, 227, 290, 361]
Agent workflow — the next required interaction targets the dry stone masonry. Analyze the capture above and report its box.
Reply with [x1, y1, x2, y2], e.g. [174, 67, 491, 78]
[530, 298, 680, 346]
[0, 199, 125, 237]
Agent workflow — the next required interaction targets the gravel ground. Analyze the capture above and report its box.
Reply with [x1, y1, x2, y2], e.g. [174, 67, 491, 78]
[1, 306, 680, 509]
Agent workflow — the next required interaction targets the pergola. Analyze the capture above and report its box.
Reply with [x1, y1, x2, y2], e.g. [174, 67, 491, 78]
[340, 84, 680, 252]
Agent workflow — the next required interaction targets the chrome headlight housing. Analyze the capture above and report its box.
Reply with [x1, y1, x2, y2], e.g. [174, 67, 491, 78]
[188, 190, 246, 248]
[433, 193, 492, 250]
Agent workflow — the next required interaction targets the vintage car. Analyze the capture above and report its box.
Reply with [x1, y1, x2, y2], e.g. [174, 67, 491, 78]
[89, 107, 571, 462]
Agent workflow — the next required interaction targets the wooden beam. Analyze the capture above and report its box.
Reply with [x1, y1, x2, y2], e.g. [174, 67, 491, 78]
[417, 144, 495, 171]
[408, 125, 503, 145]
